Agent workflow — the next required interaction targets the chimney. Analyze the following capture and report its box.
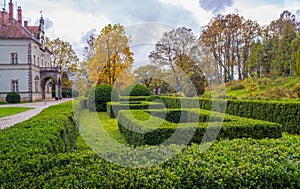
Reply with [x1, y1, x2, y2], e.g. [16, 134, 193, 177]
[8, 0, 13, 20]
[17, 6, 22, 25]
[24, 20, 28, 27]
[1, 11, 8, 26]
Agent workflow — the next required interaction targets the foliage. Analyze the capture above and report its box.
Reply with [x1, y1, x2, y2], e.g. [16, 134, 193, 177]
[201, 14, 260, 81]
[107, 101, 164, 118]
[264, 86, 294, 100]
[1, 133, 299, 188]
[87, 84, 119, 112]
[62, 89, 79, 98]
[119, 96, 148, 102]
[6, 92, 21, 103]
[149, 27, 199, 91]
[0, 107, 32, 118]
[153, 96, 300, 134]
[293, 83, 300, 98]
[243, 78, 260, 97]
[121, 84, 151, 96]
[87, 24, 134, 85]
[46, 37, 79, 89]
[118, 109, 282, 146]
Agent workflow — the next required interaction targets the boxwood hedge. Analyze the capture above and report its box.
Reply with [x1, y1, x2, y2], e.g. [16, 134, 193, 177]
[0, 101, 77, 185]
[150, 96, 300, 134]
[0, 101, 299, 188]
[107, 101, 164, 118]
[1, 135, 299, 188]
[118, 109, 283, 146]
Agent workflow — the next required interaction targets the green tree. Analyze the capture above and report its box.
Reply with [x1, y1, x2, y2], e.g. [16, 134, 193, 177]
[46, 37, 79, 90]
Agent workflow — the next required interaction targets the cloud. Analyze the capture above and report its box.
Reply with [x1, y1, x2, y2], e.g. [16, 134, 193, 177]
[40, 0, 200, 31]
[80, 28, 97, 44]
[199, 0, 233, 13]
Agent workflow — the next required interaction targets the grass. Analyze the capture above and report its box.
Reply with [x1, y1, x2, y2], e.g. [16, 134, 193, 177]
[0, 107, 33, 118]
[205, 76, 300, 100]
[79, 110, 126, 153]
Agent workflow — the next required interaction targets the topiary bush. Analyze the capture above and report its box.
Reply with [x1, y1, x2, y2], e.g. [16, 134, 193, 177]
[6, 92, 21, 103]
[88, 84, 119, 112]
[121, 84, 151, 96]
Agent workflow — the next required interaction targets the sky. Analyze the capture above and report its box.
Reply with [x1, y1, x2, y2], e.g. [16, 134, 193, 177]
[4, 0, 300, 68]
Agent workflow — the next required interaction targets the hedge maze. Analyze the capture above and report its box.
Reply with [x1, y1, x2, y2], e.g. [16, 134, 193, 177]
[0, 96, 299, 188]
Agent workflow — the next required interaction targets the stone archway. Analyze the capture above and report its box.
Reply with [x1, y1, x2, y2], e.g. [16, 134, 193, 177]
[40, 67, 62, 100]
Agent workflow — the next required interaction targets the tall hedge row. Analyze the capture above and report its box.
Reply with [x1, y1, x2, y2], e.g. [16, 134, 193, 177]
[151, 96, 300, 134]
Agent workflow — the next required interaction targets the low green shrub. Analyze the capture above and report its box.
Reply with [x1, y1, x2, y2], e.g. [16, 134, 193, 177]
[6, 92, 21, 103]
[119, 96, 148, 102]
[118, 109, 282, 146]
[121, 84, 151, 96]
[107, 101, 164, 118]
[0, 102, 77, 163]
[87, 84, 119, 112]
[154, 96, 300, 134]
[1, 134, 299, 188]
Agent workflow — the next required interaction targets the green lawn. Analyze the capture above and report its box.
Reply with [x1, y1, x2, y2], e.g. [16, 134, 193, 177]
[79, 110, 126, 152]
[0, 107, 33, 118]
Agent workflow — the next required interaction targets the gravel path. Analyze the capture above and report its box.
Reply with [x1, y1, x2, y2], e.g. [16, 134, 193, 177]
[0, 98, 73, 130]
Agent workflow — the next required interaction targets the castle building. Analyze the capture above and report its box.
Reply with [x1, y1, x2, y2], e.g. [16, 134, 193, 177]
[0, 0, 61, 102]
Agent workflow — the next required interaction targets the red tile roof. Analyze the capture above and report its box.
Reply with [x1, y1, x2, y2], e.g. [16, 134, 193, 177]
[0, 11, 39, 40]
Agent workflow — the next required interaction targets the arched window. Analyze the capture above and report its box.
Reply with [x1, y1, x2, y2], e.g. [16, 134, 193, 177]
[34, 76, 39, 92]
[33, 55, 36, 65]
[37, 57, 40, 67]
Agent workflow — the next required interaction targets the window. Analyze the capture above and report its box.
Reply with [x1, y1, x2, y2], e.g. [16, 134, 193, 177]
[11, 80, 19, 92]
[33, 55, 36, 65]
[37, 57, 40, 67]
[34, 76, 39, 92]
[11, 53, 18, 64]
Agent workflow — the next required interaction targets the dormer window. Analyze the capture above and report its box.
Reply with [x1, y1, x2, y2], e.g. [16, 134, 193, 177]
[11, 53, 18, 64]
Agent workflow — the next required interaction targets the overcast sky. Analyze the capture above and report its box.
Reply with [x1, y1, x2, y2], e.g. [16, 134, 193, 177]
[6, 0, 300, 67]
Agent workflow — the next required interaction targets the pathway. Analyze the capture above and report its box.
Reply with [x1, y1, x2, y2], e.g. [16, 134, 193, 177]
[0, 98, 73, 130]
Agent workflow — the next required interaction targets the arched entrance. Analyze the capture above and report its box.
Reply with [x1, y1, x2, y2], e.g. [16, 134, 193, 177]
[40, 67, 62, 100]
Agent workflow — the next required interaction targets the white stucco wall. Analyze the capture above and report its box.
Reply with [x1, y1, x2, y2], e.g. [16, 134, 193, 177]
[0, 65, 29, 92]
[0, 38, 54, 102]
[0, 39, 30, 64]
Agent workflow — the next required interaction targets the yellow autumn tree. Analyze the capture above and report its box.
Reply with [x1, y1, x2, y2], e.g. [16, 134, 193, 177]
[88, 24, 134, 87]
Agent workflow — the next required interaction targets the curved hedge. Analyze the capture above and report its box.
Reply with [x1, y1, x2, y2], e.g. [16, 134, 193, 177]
[118, 109, 283, 146]
[151, 97, 300, 134]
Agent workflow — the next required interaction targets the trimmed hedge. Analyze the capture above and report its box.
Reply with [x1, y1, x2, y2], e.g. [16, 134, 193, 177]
[2, 135, 299, 188]
[119, 96, 149, 102]
[6, 92, 21, 103]
[118, 109, 283, 146]
[107, 101, 164, 118]
[151, 96, 300, 134]
[0, 102, 77, 184]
